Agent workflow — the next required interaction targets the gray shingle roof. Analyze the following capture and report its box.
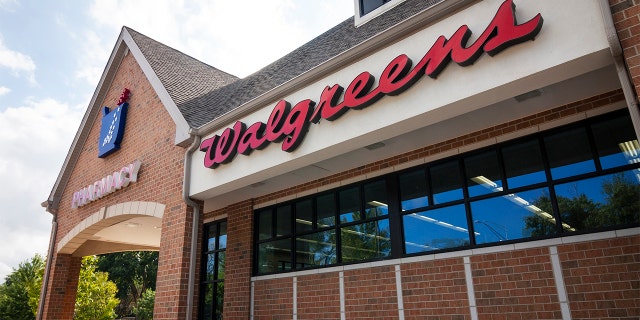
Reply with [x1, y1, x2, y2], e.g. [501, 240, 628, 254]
[128, 0, 442, 128]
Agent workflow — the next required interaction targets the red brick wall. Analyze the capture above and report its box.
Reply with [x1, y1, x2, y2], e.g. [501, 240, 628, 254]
[42, 50, 193, 319]
[253, 278, 293, 319]
[41, 254, 81, 318]
[343, 265, 398, 319]
[610, 0, 640, 100]
[559, 236, 640, 319]
[219, 199, 254, 318]
[471, 249, 562, 319]
[297, 273, 341, 319]
[402, 258, 470, 320]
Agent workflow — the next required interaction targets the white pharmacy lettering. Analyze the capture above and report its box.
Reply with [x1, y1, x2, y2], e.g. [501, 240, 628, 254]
[71, 160, 142, 209]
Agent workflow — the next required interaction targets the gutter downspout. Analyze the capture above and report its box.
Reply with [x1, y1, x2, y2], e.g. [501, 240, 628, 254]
[36, 201, 57, 320]
[599, 0, 640, 139]
[183, 129, 201, 320]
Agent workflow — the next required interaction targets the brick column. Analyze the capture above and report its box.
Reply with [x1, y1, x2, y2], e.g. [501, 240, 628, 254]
[222, 200, 254, 319]
[154, 203, 195, 319]
[610, 0, 640, 99]
[40, 254, 82, 319]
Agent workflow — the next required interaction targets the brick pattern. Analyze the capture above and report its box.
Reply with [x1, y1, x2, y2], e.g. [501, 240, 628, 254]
[42, 51, 193, 319]
[401, 258, 470, 320]
[254, 89, 624, 207]
[218, 199, 254, 319]
[41, 254, 81, 318]
[343, 265, 398, 319]
[253, 278, 293, 319]
[297, 273, 341, 319]
[471, 249, 562, 320]
[610, 0, 640, 100]
[559, 235, 640, 319]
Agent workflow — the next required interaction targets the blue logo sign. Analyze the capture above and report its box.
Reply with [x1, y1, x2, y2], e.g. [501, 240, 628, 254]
[98, 89, 130, 158]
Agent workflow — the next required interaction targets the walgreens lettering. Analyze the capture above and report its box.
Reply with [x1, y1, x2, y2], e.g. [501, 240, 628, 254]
[200, 0, 543, 169]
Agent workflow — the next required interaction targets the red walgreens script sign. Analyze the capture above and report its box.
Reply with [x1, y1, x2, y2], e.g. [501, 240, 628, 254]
[200, 0, 543, 169]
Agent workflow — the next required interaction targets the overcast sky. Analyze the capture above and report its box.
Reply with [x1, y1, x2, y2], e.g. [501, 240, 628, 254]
[0, 0, 352, 282]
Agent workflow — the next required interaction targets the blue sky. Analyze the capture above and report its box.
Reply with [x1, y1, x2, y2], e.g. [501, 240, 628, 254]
[0, 0, 352, 281]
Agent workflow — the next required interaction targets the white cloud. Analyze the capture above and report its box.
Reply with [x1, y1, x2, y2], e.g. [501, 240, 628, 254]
[0, 97, 84, 281]
[0, 36, 36, 84]
[86, 0, 353, 78]
[0, 86, 10, 96]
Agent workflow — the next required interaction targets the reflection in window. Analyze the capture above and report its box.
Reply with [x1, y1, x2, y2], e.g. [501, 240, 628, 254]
[276, 205, 291, 237]
[296, 200, 313, 232]
[466, 151, 503, 197]
[471, 188, 558, 244]
[341, 219, 391, 262]
[431, 160, 464, 204]
[201, 221, 226, 320]
[364, 180, 388, 218]
[545, 127, 595, 179]
[257, 238, 292, 274]
[360, 0, 391, 16]
[296, 231, 337, 268]
[339, 187, 361, 222]
[554, 170, 640, 232]
[317, 193, 336, 227]
[399, 169, 429, 210]
[591, 115, 638, 169]
[502, 139, 546, 188]
[254, 111, 640, 275]
[403, 204, 470, 254]
[257, 209, 272, 240]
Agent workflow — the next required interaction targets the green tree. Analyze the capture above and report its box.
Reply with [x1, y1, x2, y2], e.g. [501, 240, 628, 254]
[131, 289, 155, 320]
[0, 254, 45, 320]
[97, 251, 158, 317]
[74, 256, 119, 320]
[525, 172, 640, 235]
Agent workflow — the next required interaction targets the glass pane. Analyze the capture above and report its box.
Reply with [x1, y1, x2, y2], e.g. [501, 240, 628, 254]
[399, 169, 429, 210]
[364, 180, 388, 218]
[403, 204, 470, 254]
[218, 221, 227, 250]
[202, 283, 214, 320]
[215, 281, 224, 319]
[591, 115, 639, 169]
[258, 209, 272, 240]
[206, 253, 216, 281]
[316, 193, 336, 228]
[257, 239, 292, 274]
[502, 139, 546, 188]
[554, 170, 640, 232]
[471, 187, 557, 245]
[465, 150, 504, 197]
[361, 0, 387, 15]
[341, 219, 391, 263]
[544, 127, 595, 179]
[217, 251, 225, 280]
[207, 224, 217, 251]
[276, 205, 292, 237]
[339, 187, 361, 223]
[296, 199, 313, 232]
[295, 230, 337, 268]
[430, 160, 464, 204]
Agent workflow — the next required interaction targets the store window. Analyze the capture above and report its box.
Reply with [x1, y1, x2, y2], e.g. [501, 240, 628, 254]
[255, 180, 392, 274]
[200, 221, 226, 320]
[253, 111, 640, 275]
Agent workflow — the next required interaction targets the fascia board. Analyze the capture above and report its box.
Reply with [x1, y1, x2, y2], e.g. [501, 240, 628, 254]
[121, 29, 192, 145]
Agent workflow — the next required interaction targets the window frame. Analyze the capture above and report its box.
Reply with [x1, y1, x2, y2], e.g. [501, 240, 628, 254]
[253, 109, 640, 276]
[200, 220, 227, 320]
